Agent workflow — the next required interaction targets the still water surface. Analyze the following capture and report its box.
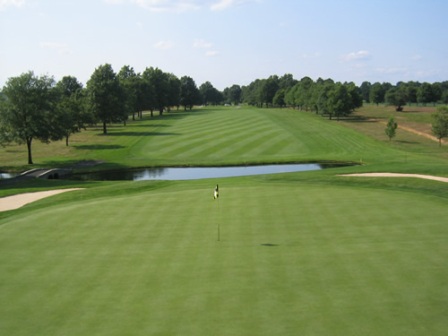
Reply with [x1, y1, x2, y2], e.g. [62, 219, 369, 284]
[73, 163, 324, 181]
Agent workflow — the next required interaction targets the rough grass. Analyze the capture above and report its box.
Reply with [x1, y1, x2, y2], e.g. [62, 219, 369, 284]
[0, 180, 447, 336]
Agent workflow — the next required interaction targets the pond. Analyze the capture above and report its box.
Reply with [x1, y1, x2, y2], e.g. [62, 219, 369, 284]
[71, 163, 338, 181]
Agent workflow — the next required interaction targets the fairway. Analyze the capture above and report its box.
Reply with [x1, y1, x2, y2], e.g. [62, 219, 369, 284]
[1, 181, 447, 335]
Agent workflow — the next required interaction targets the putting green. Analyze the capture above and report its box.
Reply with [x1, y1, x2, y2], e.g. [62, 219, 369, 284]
[0, 181, 446, 335]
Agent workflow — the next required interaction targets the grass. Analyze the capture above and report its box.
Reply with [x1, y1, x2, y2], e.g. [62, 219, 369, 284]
[1, 105, 448, 335]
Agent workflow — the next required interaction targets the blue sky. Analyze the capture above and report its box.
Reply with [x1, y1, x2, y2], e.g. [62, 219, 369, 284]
[1, 0, 447, 90]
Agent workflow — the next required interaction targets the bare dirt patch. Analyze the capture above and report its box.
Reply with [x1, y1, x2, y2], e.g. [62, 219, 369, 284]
[0, 188, 84, 212]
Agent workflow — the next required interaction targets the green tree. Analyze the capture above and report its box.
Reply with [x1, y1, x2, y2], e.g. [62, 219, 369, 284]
[118, 65, 139, 122]
[385, 86, 407, 111]
[225, 85, 242, 105]
[166, 73, 181, 111]
[200, 81, 223, 105]
[54, 76, 90, 146]
[417, 82, 435, 106]
[143, 67, 170, 116]
[431, 106, 448, 146]
[86, 64, 125, 134]
[179, 76, 200, 110]
[326, 83, 352, 120]
[369, 82, 385, 106]
[385, 116, 398, 141]
[0, 71, 57, 164]
[260, 75, 279, 107]
[359, 81, 371, 102]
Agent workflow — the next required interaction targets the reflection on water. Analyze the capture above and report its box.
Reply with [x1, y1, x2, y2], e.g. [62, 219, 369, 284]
[73, 163, 323, 181]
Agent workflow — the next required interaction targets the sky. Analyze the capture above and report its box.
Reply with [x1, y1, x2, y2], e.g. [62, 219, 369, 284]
[1, 0, 448, 90]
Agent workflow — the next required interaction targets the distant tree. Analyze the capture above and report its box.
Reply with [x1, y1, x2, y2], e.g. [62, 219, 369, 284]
[278, 73, 297, 90]
[179, 76, 201, 110]
[385, 86, 407, 111]
[260, 75, 279, 107]
[54, 76, 90, 146]
[86, 64, 125, 134]
[166, 73, 181, 111]
[200, 81, 219, 105]
[273, 88, 286, 107]
[369, 82, 385, 105]
[385, 116, 398, 141]
[345, 82, 363, 111]
[326, 83, 352, 120]
[118, 65, 139, 121]
[142, 67, 170, 116]
[0, 71, 57, 164]
[225, 84, 242, 105]
[294, 76, 314, 110]
[431, 106, 448, 146]
[417, 82, 435, 106]
[359, 81, 371, 103]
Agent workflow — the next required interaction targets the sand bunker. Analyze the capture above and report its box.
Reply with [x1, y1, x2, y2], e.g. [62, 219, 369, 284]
[0, 188, 83, 212]
[340, 173, 448, 183]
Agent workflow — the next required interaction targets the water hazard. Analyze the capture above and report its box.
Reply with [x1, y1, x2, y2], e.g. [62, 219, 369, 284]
[71, 163, 329, 181]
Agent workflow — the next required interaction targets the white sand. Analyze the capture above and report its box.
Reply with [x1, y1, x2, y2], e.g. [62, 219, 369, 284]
[339, 173, 448, 183]
[0, 188, 84, 212]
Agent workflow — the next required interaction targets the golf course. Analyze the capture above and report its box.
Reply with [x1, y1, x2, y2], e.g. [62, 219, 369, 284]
[1, 105, 447, 335]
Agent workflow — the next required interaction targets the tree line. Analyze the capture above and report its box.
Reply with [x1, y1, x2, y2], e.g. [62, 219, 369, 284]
[1, 64, 448, 164]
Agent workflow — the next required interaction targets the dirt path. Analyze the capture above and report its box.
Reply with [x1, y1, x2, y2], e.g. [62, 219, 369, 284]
[0, 188, 84, 212]
[340, 173, 448, 183]
[376, 119, 445, 144]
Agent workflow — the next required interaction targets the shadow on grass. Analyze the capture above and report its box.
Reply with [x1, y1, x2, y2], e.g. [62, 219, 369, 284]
[74, 144, 125, 150]
[109, 132, 181, 137]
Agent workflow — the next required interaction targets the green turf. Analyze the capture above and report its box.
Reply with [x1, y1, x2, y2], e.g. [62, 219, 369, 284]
[0, 180, 447, 335]
[1, 105, 447, 335]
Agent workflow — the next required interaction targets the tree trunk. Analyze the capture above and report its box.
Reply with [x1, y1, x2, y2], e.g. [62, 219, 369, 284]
[66, 135, 69, 146]
[103, 121, 107, 134]
[159, 107, 164, 116]
[26, 137, 33, 164]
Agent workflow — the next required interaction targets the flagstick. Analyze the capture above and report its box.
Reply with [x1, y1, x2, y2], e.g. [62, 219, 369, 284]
[217, 197, 220, 241]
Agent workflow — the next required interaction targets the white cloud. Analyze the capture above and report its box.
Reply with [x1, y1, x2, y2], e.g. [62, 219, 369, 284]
[375, 67, 408, 75]
[205, 50, 219, 57]
[0, 0, 25, 11]
[154, 40, 174, 50]
[193, 38, 213, 49]
[341, 50, 371, 62]
[210, 0, 257, 11]
[103, 0, 257, 12]
[40, 42, 71, 55]
[411, 54, 423, 61]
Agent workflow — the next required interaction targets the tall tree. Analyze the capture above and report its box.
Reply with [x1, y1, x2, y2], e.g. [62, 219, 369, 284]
[385, 86, 407, 111]
[417, 82, 435, 106]
[0, 71, 57, 164]
[179, 76, 200, 110]
[326, 83, 352, 120]
[369, 82, 385, 105]
[86, 64, 124, 134]
[225, 84, 242, 105]
[118, 65, 139, 122]
[142, 67, 170, 116]
[431, 106, 448, 146]
[200, 81, 223, 105]
[359, 81, 371, 103]
[54, 76, 90, 146]
[166, 73, 181, 111]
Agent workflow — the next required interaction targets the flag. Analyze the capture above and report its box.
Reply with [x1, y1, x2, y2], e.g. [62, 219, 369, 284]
[214, 184, 219, 199]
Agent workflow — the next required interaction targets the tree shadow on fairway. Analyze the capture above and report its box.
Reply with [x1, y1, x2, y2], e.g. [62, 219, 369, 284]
[109, 131, 181, 137]
[261, 243, 279, 247]
[74, 144, 125, 150]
